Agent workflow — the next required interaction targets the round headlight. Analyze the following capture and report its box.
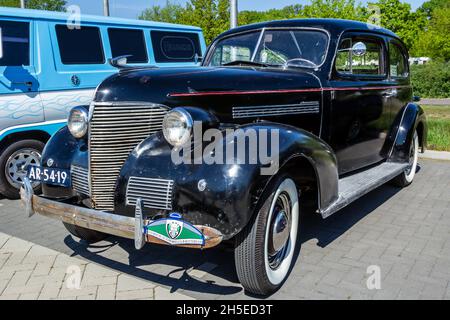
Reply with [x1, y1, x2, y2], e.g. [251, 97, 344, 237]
[162, 108, 193, 147]
[68, 106, 89, 138]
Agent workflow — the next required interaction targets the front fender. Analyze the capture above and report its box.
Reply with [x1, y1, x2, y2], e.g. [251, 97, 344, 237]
[116, 122, 338, 239]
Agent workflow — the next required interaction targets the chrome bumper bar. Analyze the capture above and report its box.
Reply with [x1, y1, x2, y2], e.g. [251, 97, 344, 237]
[20, 178, 223, 250]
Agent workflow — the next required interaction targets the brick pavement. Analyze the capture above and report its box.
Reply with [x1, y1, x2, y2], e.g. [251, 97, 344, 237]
[0, 158, 449, 300]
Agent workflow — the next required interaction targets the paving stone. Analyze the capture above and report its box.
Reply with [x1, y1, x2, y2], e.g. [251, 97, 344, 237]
[115, 289, 154, 300]
[0, 159, 449, 300]
[154, 286, 195, 300]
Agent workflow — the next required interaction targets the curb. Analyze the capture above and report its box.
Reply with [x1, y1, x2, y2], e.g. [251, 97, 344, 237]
[419, 150, 450, 161]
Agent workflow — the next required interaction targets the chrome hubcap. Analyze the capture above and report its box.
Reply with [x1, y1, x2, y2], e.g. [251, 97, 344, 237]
[268, 192, 291, 270]
[5, 148, 41, 189]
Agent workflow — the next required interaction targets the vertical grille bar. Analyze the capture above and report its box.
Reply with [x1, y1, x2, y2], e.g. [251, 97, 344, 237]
[89, 102, 168, 211]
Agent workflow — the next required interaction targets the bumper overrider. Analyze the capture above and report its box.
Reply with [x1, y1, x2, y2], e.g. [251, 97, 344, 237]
[20, 178, 223, 250]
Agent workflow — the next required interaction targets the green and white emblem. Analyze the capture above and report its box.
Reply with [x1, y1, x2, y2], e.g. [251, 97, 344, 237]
[166, 219, 183, 239]
[145, 213, 205, 246]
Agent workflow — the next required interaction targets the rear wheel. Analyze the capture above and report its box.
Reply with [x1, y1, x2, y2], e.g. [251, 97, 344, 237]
[391, 131, 419, 187]
[0, 139, 44, 199]
[63, 222, 108, 243]
[234, 176, 299, 295]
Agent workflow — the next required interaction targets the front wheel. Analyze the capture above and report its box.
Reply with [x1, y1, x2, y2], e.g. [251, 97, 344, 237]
[234, 176, 299, 295]
[0, 139, 44, 199]
[391, 131, 419, 187]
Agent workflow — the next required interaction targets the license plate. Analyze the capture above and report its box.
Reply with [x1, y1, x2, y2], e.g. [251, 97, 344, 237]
[27, 165, 71, 187]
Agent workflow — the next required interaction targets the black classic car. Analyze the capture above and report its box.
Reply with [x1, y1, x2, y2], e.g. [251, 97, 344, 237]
[22, 19, 427, 295]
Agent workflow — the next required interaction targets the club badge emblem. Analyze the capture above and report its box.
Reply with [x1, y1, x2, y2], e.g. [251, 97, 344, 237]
[166, 219, 183, 239]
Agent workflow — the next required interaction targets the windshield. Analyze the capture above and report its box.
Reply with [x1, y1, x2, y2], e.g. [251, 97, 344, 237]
[207, 29, 329, 68]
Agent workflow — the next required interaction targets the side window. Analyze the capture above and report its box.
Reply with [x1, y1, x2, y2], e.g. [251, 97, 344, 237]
[55, 25, 104, 65]
[108, 28, 148, 63]
[0, 20, 30, 66]
[389, 42, 408, 78]
[151, 31, 202, 63]
[335, 37, 385, 76]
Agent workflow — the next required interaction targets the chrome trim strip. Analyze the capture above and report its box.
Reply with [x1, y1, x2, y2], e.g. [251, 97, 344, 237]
[232, 101, 320, 119]
[126, 176, 174, 210]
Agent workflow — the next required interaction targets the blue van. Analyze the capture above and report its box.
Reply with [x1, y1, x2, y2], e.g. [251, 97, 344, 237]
[0, 7, 206, 198]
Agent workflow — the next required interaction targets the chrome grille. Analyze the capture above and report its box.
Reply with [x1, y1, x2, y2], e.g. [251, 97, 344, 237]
[126, 177, 174, 210]
[232, 101, 320, 119]
[71, 165, 90, 196]
[89, 102, 168, 211]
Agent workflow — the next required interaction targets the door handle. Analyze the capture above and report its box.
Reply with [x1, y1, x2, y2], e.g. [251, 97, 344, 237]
[382, 88, 397, 97]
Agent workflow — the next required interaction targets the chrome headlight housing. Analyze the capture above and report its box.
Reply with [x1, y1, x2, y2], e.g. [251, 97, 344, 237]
[68, 106, 89, 139]
[162, 108, 193, 147]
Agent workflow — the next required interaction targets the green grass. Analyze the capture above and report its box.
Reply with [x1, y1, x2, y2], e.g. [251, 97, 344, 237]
[422, 105, 450, 151]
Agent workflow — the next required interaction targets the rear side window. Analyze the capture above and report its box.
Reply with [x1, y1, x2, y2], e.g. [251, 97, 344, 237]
[0, 20, 30, 66]
[335, 37, 385, 76]
[389, 42, 408, 78]
[108, 28, 148, 63]
[151, 31, 201, 63]
[55, 25, 105, 65]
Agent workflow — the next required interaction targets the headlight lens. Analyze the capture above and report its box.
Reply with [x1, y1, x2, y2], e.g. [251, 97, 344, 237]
[68, 106, 89, 138]
[162, 108, 193, 147]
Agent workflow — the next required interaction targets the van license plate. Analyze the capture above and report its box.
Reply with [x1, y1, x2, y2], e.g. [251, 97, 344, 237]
[27, 165, 71, 187]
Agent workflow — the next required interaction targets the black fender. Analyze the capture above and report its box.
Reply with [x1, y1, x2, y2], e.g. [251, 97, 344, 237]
[389, 103, 427, 163]
[116, 122, 338, 239]
[40, 126, 87, 199]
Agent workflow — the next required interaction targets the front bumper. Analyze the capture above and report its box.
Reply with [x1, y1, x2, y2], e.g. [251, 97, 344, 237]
[20, 178, 223, 250]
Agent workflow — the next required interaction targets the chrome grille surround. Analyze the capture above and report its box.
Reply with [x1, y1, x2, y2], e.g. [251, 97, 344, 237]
[71, 165, 90, 196]
[89, 102, 169, 212]
[126, 177, 174, 210]
[232, 101, 320, 119]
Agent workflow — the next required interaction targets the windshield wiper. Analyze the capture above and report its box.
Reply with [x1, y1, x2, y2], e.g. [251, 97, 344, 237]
[222, 60, 273, 67]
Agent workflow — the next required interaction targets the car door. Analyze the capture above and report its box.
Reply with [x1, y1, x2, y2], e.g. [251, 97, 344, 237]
[329, 32, 390, 175]
[386, 38, 412, 129]
[0, 19, 44, 133]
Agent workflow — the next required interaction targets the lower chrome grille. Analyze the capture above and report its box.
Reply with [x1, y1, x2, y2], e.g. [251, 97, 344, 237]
[126, 177, 174, 210]
[89, 102, 168, 211]
[71, 165, 90, 196]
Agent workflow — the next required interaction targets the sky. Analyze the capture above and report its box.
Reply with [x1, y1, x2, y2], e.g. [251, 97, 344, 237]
[66, 0, 428, 19]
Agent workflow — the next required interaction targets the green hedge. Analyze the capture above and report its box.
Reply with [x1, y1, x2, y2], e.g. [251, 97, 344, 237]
[410, 61, 450, 98]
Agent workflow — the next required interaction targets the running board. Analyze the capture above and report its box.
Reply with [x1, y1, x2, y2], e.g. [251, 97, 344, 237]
[320, 162, 409, 218]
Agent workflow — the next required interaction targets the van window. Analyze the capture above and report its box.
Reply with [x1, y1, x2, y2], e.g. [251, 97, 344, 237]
[108, 28, 148, 63]
[0, 20, 30, 66]
[55, 25, 105, 65]
[151, 31, 201, 62]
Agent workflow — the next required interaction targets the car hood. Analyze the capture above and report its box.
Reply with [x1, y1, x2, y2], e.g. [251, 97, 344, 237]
[94, 66, 322, 109]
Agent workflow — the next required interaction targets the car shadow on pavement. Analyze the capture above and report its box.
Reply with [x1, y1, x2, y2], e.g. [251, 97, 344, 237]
[63, 182, 403, 298]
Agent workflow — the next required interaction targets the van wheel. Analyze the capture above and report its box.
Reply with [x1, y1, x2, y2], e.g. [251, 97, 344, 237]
[0, 139, 44, 199]
[63, 222, 108, 243]
[391, 131, 419, 187]
[234, 176, 299, 295]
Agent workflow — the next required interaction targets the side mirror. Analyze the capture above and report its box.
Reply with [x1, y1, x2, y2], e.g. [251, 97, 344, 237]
[0, 28, 3, 60]
[413, 95, 421, 102]
[194, 53, 203, 64]
[352, 42, 366, 57]
[109, 55, 133, 69]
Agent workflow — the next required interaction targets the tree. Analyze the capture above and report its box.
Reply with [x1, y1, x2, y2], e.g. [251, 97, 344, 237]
[139, 1, 184, 24]
[0, 0, 66, 11]
[414, 7, 450, 61]
[301, 0, 366, 20]
[373, 0, 426, 50]
[418, 0, 450, 19]
[179, 0, 230, 44]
